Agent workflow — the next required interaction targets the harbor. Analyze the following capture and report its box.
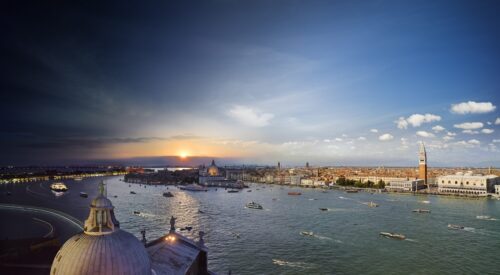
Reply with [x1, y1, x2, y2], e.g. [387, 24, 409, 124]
[4, 175, 498, 274]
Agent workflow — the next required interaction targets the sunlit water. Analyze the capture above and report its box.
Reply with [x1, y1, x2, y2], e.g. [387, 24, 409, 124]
[105, 176, 500, 275]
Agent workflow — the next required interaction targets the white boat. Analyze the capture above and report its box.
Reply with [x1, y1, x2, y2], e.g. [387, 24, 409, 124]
[300, 231, 314, 236]
[246, 201, 263, 210]
[380, 232, 406, 240]
[363, 201, 379, 207]
[476, 215, 494, 220]
[447, 224, 464, 230]
[50, 182, 68, 192]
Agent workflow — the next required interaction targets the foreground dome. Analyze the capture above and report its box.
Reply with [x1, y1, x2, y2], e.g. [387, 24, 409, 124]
[51, 181, 151, 275]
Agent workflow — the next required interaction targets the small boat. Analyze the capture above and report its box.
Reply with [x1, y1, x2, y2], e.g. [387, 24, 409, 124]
[113, 195, 118, 198]
[198, 209, 205, 214]
[272, 198, 277, 201]
[180, 226, 193, 231]
[319, 208, 328, 211]
[50, 182, 68, 192]
[420, 200, 431, 204]
[300, 231, 314, 236]
[163, 192, 174, 197]
[133, 211, 141, 215]
[288, 192, 301, 196]
[346, 189, 358, 193]
[321, 190, 328, 193]
[130, 191, 136, 194]
[380, 232, 406, 240]
[179, 184, 208, 192]
[476, 215, 492, 220]
[448, 224, 464, 230]
[74, 176, 83, 181]
[363, 201, 378, 207]
[246, 201, 263, 209]
[228, 189, 239, 193]
[412, 209, 431, 213]
[247, 190, 252, 192]
[79, 192, 88, 198]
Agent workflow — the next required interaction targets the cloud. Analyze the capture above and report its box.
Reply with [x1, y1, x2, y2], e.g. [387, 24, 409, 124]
[335, 138, 343, 142]
[450, 101, 496, 114]
[228, 105, 274, 127]
[447, 132, 456, 136]
[396, 114, 441, 129]
[467, 139, 480, 145]
[416, 131, 435, 138]
[395, 117, 408, 129]
[443, 136, 454, 141]
[496, 118, 500, 125]
[462, 130, 479, 134]
[370, 129, 378, 133]
[323, 139, 331, 143]
[358, 136, 366, 141]
[453, 122, 484, 130]
[481, 129, 494, 134]
[432, 125, 445, 132]
[493, 139, 500, 143]
[378, 133, 393, 141]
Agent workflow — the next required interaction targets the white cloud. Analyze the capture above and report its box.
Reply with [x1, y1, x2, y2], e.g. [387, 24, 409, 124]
[228, 105, 274, 127]
[395, 117, 408, 129]
[462, 130, 479, 134]
[447, 132, 456, 136]
[493, 139, 500, 143]
[416, 131, 435, 138]
[397, 113, 441, 128]
[378, 133, 394, 141]
[342, 134, 348, 137]
[432, 125, 445, 132]
[453, 122, 484, 130]
[481, 129, 494, 134]
[468, 139, 480, 145]
[335, 138, 343, 142]
[358, 136, 366, 141]
[487, 121, 492, 125]
[450, 101, 496, 114]
[496, 118, 500, 125]
[443, 136, 454, 141]
[370, 129, 378, 133]
[323, 139, 331, 143]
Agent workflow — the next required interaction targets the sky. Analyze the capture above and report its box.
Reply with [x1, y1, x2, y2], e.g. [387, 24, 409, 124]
[1, 0, 499, 167]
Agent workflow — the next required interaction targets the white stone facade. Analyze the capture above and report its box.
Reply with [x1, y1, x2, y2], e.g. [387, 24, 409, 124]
[437, 172, 499, 196]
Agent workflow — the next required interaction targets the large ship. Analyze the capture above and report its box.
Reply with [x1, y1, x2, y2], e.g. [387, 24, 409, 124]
[50, 182, 68, 192]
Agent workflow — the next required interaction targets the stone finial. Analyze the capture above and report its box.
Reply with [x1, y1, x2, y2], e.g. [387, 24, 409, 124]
[140, 229, 147, 245]
[198, 230, 205, 246]
[170, 216, 176, 232]
[98, 181, 105, 196]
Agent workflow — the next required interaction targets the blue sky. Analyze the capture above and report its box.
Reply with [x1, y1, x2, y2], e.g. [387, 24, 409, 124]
[1, 1, 499, 166]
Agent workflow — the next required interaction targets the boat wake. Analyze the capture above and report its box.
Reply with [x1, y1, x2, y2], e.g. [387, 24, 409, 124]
[405, 238, 418, 243]
[272, 259, 314, 269]
[135, 212, 157, 218]
[476, 215, 497, 221]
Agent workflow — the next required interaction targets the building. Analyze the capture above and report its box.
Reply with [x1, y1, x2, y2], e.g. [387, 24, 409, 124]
[495, 185, 500, 198]
[199, 160, 225, 184]
[386, 179, 425, 192]
[290, 175, 301, 185]
[418, 142, 428, 187]
[437, 172, 500, 196]
[51, 182, 211, 275]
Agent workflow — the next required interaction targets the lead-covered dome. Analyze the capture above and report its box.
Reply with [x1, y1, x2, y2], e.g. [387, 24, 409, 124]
[51, 181, 151, 275]
[207, 159, 219, 176]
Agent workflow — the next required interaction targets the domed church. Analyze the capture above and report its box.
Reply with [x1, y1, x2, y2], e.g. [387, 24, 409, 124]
[207, 159, 220, 176]
[51, 182, 210, 275]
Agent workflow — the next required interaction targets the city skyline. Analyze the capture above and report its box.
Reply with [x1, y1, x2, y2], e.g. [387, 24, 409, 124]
[2, 1, 500, 166]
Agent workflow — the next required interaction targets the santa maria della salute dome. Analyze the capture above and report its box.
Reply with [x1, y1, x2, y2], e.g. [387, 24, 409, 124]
[50, 182, 210, 275]
[51, 182, 151, 275]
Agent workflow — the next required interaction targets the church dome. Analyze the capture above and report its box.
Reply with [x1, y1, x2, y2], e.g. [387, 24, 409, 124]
[207, 159, 219, 176]
[51, 181, 151, 275]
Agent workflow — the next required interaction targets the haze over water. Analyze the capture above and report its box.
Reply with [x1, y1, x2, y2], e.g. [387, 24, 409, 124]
[105, 176, 500, 275]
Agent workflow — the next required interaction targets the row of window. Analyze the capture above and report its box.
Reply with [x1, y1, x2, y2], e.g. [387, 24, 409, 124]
[441, 180, 484, 186]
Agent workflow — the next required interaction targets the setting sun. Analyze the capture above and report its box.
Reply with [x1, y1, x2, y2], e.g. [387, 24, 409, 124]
[179, 152, 189, 158]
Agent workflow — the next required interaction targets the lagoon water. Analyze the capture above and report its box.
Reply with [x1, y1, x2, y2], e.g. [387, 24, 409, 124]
[105, 176, 500, 275]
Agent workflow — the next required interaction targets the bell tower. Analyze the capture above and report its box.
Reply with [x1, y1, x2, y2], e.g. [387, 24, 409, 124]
[418, 142, 428, 190]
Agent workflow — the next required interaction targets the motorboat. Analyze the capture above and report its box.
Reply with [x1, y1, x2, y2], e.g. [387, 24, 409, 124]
[228, 189, 239, 193]
[198, 209, 205, 214]
[448, 224, 464, 230]
[79, 192, 88, 198]
[300, 231, 314, 236]
[321, 190, 328, 193]
[246, 201, 263, 209]
[163, 191, 174, 197]
[363, 201, 379, 207]
[247, 190, 252, 192]
[380, 232, 406, 240]
[133, 211, 141, 215]
[346, 189, 358, 193]
[476, 215, 492, 220]
[50, 182, 68, 192]
[74, 176, 83, 181]
[412, 209, 431, 213]
[319, 208, 328, 211]
[288, 192, 302, 196]
[130, 191, 136, 194]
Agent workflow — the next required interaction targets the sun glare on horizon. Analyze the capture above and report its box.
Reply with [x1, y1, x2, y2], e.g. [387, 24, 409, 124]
[179, 152, 189, 159]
